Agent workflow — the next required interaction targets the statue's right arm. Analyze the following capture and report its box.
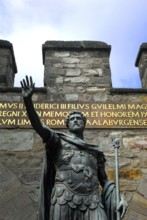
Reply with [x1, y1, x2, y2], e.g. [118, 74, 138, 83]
[20, 76, 51, 142]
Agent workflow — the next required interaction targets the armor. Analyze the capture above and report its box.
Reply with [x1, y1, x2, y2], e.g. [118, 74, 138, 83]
[47, 134, 108, 220]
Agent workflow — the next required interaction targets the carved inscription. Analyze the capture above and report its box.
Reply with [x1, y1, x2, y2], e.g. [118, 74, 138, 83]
[0, 102, 147, 128]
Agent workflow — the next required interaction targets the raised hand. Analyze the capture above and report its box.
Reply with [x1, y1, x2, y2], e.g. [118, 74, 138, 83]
[20, 75, 35, 98]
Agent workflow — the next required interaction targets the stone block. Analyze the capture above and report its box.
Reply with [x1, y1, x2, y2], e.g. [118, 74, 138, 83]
[0, 130, 34, 151]
[131, 192, 147, 216]
[93, 89, 108, 101]
[63, 63, 77, 68]
[76, 86, 85, 93]
[63, 57, 80, 64]
[65, 94, 78, 101]
[0, 163, 37, 220]
[123, 136, 147, 150]
[19, 171, 41, 185]
[59, 86, 75, 94]
[137, 174, 147, 199]
[124, 208, 147, 220]
[54, 51, 70, 57]
[64, 76, 89, 83]
[90, 76, 111, 85]
[84, 68, 103, 76]
[45, 68, 65, 76]
[65, 69, 81, 76]
[56, 76, 63, 83]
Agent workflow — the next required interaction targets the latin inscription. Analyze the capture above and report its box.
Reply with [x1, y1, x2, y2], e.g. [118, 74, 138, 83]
[0, 102, 147, 129]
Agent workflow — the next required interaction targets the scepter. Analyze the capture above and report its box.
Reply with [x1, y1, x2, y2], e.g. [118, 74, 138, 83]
[112, 138, 121, 220]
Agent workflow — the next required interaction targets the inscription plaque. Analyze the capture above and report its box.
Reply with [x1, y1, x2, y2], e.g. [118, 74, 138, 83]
[0, 102, 147, 129]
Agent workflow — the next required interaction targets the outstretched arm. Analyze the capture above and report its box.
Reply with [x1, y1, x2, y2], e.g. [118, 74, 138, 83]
[20, 76, 51, 142]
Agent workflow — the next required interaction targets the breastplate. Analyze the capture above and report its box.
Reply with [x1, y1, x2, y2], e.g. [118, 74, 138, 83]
[54, 141, 99, 195]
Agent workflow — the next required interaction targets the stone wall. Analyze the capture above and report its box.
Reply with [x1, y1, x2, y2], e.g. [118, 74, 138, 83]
[0, 40, 147, 220]
[135, 43, 147, 89]
[0, 40, 17, 88]
[43, 41, 112, 102]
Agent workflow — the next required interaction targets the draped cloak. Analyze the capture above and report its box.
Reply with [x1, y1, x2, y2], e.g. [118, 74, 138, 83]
[38, 131, 117, 220]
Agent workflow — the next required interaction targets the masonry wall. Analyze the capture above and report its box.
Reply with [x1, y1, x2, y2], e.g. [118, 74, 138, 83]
[0, 40, 147, 220]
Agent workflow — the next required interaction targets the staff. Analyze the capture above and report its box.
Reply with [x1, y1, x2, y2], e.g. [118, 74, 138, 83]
[113, 138, 121, 220]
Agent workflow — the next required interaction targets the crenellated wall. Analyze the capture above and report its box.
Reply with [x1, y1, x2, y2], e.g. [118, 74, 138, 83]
[0, 40, 17, 88]
[0, 40, 147, 220]
[135, 43, 147, 89]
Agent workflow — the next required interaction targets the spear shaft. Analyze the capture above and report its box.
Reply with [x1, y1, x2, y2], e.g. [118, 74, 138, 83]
[113, 139, 121, 220]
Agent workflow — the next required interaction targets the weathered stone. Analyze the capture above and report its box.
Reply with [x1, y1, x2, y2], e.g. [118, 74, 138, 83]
[53, 63, 64, 68]
[64, 76, 89, 83]
[54, 51, 70, 57]
[131, 159, 140, 168]
[45, 57, 61, 64]
[125, 208, 147, 220]
[84, 68, 103, 76]
[59, 86, 75, 93]
[63, 63, 76, 68]
[86, 87, 102, 92]
[131, 192, 147, 216]
[107, 168, 142, 181]
[19, 171, 41, 185]
[123, 136, 147, 150]
[65, 69, 81, 76]
[76, 63, 89, 68]
[79, 93, 93, 102]
[65, 94, 78, 101]
[56, 76, 63, 83]
[93, 90, 108, 101]
[0, 40, 17, 88]
[140, 157, 147, 168]
[0, 130, 34, 151]
[123, 151, 136, 158]
[76, 86, 85, 93]
[71, 51, 88, 57]
[141, 168, 147, 174]
[137, 174, 147, 199]
[120, 168, 142, 180]
[0, 163, 37, 220]
[63, 57, 80, 64]
[120, 180, 138, 191]
[90, 76, 111, 85]
[45, 68, 65, 76]
[32, 94, 39, 101]
[0, 94, 21, 101]
[84, 69, 99, 75]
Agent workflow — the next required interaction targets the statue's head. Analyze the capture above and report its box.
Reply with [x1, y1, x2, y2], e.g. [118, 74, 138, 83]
[65, 111, 86, 133]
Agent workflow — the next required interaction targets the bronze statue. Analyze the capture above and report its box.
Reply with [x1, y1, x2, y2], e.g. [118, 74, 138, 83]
[21, 76, 126, 220]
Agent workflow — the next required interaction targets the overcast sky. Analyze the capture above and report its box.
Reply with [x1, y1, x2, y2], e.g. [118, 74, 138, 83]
[0, 0, 146, 88]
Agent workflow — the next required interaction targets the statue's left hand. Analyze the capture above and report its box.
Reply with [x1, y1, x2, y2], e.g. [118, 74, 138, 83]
[118, 194, 127, 218]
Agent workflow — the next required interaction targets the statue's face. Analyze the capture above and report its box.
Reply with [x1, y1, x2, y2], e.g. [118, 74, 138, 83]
[68, 113, 85, 133]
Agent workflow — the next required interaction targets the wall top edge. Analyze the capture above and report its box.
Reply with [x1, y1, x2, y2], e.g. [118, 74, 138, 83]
[0, 87, 47, 93]
[110, 88, 147, 94]
[0, 87, 147, 94]
[42, 40, 111, 64]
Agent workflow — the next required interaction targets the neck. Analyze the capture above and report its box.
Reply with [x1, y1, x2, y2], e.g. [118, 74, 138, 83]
[69, 131, 84, 140]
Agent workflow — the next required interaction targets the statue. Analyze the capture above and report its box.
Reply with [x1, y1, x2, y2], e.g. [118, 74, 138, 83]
[21, 76, 126, 220]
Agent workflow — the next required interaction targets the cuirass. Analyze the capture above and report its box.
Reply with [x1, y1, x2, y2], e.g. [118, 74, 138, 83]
[54, 140, 99, 195]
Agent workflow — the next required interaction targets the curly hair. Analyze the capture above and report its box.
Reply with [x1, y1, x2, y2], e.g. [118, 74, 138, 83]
[65, 111, 86, 128]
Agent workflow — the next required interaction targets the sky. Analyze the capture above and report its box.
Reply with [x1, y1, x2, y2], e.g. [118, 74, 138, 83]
[0, 0, 146, 88]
